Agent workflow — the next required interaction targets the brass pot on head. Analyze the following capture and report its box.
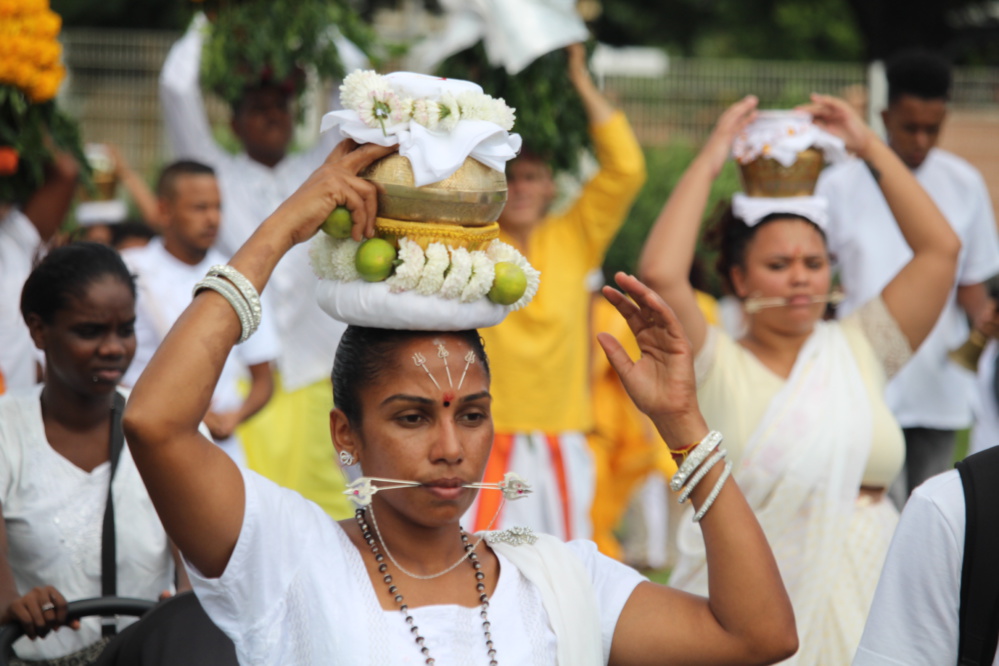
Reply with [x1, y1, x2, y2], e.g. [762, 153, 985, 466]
[360, 154, 507, 226]
[738, 148, 824, 198]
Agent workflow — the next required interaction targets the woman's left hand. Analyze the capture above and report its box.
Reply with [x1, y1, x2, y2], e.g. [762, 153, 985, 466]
[269, 139, 397, 246]
[597, 272, 708, 446]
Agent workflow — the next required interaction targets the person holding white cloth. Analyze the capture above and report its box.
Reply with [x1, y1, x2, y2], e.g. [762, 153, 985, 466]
[638, 94, 960, 663]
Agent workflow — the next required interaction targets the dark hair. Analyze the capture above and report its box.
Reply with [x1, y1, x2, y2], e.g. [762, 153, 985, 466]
[886, 50, 952, 103]
[20, 242, 136, 324]
[156, 160, 215, 199]
[332, 326, 491, 427]
[111, 218, 158, 249]
[705, 203, 826, 295]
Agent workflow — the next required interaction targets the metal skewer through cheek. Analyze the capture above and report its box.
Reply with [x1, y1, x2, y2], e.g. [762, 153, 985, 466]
[344, 472, 533, 507]
[744, 291, 844, 314]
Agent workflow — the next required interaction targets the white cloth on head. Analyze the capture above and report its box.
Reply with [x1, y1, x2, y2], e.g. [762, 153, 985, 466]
[853, 470, 999, 665]
[320, 72, 522, 187]
[0, 209, 40, 392]
[187, 467, 645, 665]
[817, 149, 999, 430]
[731, 193, 830, 229]
[160, 15, 346, 391]
[0, 387, 175, 659]
[732, 110, 847, 166]
[408, 0, 588, 75]
[120, 239, 279, 463]
[316, 278, 509, 330]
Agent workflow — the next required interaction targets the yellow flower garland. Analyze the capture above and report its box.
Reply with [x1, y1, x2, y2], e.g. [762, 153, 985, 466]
[0, 0, 65, 103]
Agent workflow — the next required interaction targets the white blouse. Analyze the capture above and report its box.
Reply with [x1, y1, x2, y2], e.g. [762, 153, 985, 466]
[0, 387, 174, 659]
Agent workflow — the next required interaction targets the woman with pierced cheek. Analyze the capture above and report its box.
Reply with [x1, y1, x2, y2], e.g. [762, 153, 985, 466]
[120, 139, 801, 666]
[0, 243, 189, 663]
[639, 93, 961, 663]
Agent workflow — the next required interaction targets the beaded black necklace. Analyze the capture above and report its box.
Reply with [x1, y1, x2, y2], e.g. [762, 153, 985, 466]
[355, 508, 498, 665]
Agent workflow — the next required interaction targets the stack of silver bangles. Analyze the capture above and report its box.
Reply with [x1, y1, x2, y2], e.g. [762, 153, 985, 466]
[668, 430, 732, 522]
[193, 264, 262, 343]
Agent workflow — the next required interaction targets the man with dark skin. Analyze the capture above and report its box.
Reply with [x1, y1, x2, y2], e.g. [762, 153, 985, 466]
[160, 15, 354, 516]
[818, 50, 999, 504]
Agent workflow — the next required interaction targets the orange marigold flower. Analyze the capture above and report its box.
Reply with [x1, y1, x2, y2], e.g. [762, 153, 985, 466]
[28, 65, 62, 102]
[0, 147, 20, 176]
[35, 10, 61, 38]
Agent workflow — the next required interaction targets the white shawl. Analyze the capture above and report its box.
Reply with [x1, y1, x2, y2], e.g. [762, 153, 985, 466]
[671, 321, 872, 664]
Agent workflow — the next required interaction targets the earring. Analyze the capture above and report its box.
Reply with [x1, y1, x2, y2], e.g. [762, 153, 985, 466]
[339, 449, 355, 466]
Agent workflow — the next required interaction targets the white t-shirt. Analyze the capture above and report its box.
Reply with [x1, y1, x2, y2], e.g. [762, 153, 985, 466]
[120, 239, 279, 458]
[0, 387, 175, 659]
[0, 209, 41, 392]
[817, 150, 999, 430]
[853, 470, 998, 665]
[188, 469, 645, 665]
[159, 17, 346, 391]
[971, 339, 999, 455]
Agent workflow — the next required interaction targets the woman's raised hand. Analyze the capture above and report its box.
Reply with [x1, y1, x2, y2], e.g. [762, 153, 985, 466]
[798, 92, 875, 158]
[269, 139, 397, 246]
[697, 95, 758, 178]
[0, 586, 78, 639]
[597, 273, 708, 447]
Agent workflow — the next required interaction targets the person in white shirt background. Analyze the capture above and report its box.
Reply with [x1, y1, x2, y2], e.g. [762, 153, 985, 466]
[159, 16, 358, 516]
[0, 152, 79, 395]
[816, 49, 999, 505]
[120, 160, 278, 466]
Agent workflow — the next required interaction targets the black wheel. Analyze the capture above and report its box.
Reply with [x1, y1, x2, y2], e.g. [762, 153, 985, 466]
[0, 597, 155, 666]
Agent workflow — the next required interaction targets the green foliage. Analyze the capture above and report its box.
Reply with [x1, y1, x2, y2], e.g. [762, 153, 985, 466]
[52, 0, 184, 29]
[200, 0, 376, 110]
[602, 142, 741, 296]
[437, 43, 592, 175]
[0, 87, 90, 205]
[594, 0, 864, 62]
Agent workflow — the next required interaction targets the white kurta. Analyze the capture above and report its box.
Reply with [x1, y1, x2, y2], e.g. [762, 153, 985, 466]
[0, 209, 41, 392]
[159, 16, 345, 390]
[0, 387, 174, 659]
[188, 469, 646, 666]
[120, 239, 280, 460]
[817, 150, 999, 430]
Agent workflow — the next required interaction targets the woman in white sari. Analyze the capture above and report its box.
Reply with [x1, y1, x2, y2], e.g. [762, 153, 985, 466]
[639, 94, 960, 664]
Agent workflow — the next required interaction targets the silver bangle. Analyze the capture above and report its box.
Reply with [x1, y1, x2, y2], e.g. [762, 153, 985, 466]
[193, 276, 254, 343]
[693, 461, 732, 523]
[678, 449, 727, 504]
[207, 264, 262, 334]
[670, 430, 723, 492]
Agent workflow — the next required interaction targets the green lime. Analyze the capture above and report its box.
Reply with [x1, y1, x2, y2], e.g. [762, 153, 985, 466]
[487, 262, 528, 305]
[320, 206, 354, 239]
[355, 238, 397, 282]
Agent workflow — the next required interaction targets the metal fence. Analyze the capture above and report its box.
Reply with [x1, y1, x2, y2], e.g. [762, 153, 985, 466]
[60, 29, 999, 176]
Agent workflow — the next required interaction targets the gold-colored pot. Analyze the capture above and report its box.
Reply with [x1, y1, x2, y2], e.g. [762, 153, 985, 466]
[738, 148, 824, 198]
[360, 155, 507, 227]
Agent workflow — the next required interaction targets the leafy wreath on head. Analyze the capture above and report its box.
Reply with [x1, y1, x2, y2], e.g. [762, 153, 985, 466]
[198, 0, 377, 116]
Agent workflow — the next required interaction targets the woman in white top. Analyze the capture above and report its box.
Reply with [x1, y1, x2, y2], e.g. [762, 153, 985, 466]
[122, 140, 799, 665]
[0, 242, 188, 662]
[638, 94, 960, 663]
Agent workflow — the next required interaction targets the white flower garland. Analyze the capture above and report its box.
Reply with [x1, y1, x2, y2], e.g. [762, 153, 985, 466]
[339, 70, 516, 135]
[310, 235, 537, 310]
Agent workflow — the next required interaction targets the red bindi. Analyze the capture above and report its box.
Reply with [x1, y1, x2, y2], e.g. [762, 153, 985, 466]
[443, 390, 455, 407]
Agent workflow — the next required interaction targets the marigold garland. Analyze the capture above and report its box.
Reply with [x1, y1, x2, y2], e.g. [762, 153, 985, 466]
[0, 0, 88, 205]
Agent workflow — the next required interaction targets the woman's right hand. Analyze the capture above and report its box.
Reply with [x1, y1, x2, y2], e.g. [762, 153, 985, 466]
[268, 139, 397, 246]
[0, 586, 78, 639]
[697, 95, 758, 178]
